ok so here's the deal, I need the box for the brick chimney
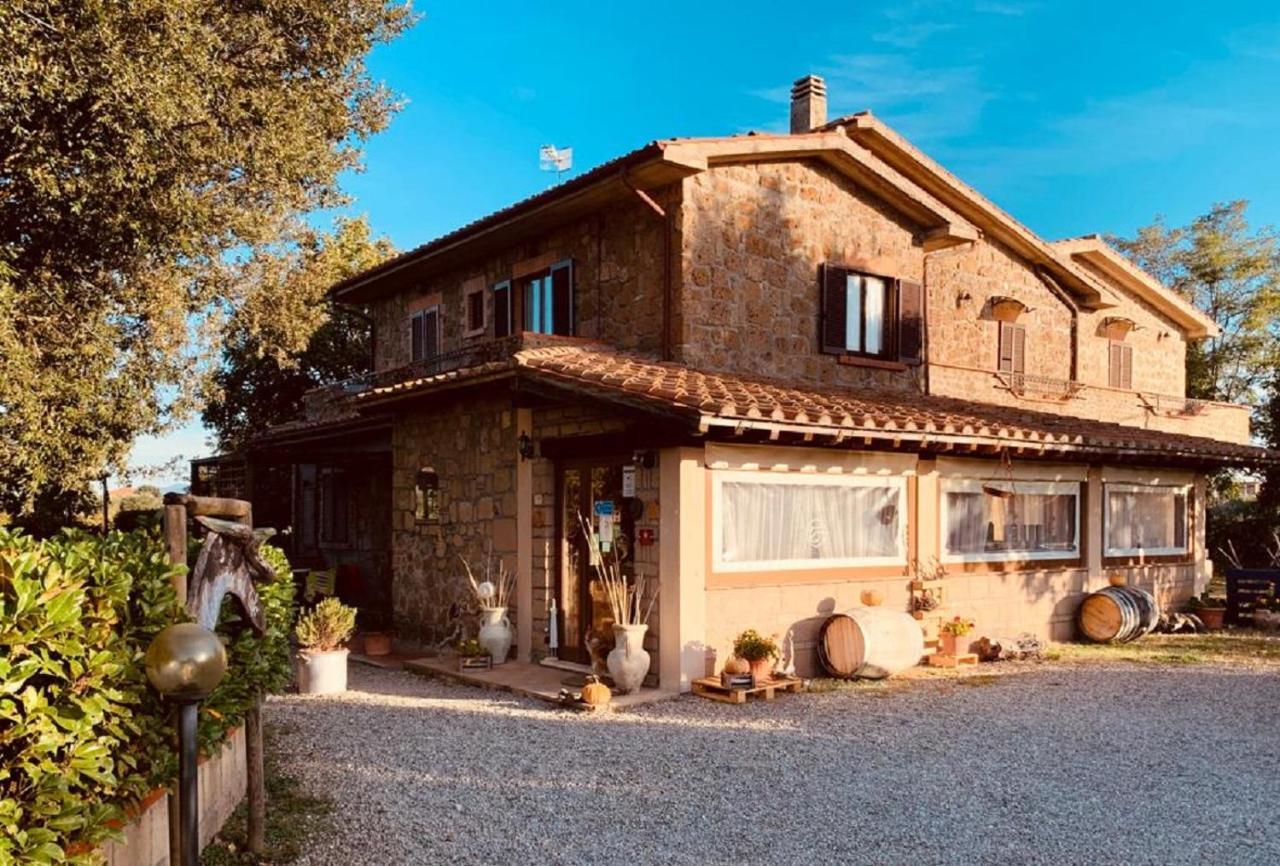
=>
[790,74,827,134]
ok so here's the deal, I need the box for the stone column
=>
[516,407,534,663]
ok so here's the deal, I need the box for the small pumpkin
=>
[1107,573,1127,588]
[861,589,885,607]
[723,656,750,676]
[580,675,612,707]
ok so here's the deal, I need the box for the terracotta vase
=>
[362,632,392,656]
[478,606,513,665]
[941,632,970,655]
[748,657,773,685]
[606,624,650,694]
[1197,607,1225,630]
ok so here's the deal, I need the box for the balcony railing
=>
[996,372,1083,401]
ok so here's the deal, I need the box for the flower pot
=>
[1197,607,1225,630]
[478,606,513,665]
[606,623,651,694]
[748,657,773,685]
[362,632,392,656]
[296,649,349,695]
[941,632,970,655]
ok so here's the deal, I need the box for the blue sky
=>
[128,0,1280,485]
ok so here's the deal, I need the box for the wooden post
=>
[164,503,189,602]
[246,695,266,854]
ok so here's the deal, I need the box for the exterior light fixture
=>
[518,432,535,461]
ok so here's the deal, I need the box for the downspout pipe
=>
[1034,265,1080,382]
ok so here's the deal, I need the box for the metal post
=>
[178,701,200,866]
[100,474,110,533]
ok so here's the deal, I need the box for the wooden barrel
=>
[818,608,924,679]
[1077,586,1160,643]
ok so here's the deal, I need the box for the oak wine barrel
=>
[818,608,924,679]
[1077,586,1159,643]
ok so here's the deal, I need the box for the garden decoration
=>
[295,598,358,694]
[461,549,516,664]
[577,511,658,693]
[457,638,493,671]
[938,616,975,655]
[732,629,780,685]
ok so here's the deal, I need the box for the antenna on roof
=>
[539,144,573,184]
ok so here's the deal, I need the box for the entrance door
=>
[557,459,636,664]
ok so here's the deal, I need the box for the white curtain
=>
[946,490,1077,555]
[720,480,900,565]
[1107,488,1185,551]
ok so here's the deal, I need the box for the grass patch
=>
[202,723,331,865]
[1048,631,1280,667]
[955,674,1002,687]
[806,677,888,694]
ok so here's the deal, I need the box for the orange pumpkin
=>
[1108,574,1127,588]
[861,589,885,607]
[723,656,750,676]
[580,676,612,707]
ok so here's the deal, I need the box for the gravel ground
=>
[268,663,1280,865]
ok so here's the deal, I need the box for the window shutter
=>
[1121,344,1133,389]
[493,282,511,338]
[423,308,440,358]
[551,261,573,336]
[1012,324,1026,374]
[997,322,1014,372]
[411,314,424,362]
[1108,342,1121,387]
[897,279,924,364]
[820,264,847,354]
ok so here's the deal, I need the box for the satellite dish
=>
[539,144,573,182]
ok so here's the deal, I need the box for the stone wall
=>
[391,392,519,648]
[370,186,678,373]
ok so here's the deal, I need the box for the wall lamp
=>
[518,432,535,461]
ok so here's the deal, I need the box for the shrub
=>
[295,598,356,652]
[732,629,779,662]
[0,526,295,864]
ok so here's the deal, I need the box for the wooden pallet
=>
[692,676,805,704]
[927,652,978,669]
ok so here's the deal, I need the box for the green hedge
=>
[0,527,295,865]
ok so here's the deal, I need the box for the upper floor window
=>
[465,286,485,337]
[410,306,440,362]
[1108,341,1133,389]
[997,321,1026,376]
[1104,483,1188,557]
[493,280,513,338]
[820,264,923,363]
[523,260,573,335]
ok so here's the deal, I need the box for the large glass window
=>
[942,479,1080,561]
[522,260,573,335]
[713,471,906,572]
[1104,483,1188,556]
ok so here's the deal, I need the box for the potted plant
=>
[1187,592,1226,630]
[578,512,658,694]
[295,597,357,695]
[461,549,516,665]
[939,616,975,655]
[1252,595,1280,630]
[732,629,780,685]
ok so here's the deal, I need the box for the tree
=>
[1111,201,1280,402]
[0,1,413,520]
[202,217,395,451]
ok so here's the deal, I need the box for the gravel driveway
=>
[268,663,1280,865]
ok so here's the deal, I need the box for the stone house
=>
[200,76,1273,688]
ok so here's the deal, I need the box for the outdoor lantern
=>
[146,623,227,866]
[518,431,535,460]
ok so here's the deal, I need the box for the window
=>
[942,479,1080,562]
[523,260,573,335]
[414,468,440,523]
[319,469,349,545]
[410,306,440,362]
[465,287,485,336]
[1104,483,1188,556]
[712,471,906,572]
[492,280,512,338]
[1108,341,1133,389]
[820,265,923,362]
[997,322,1026,376]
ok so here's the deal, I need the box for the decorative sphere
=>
[476,581,496,601]
[145,623,227,701]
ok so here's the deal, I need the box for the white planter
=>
[478,606,513,665]
[296,649,349,695]
[606,623,650,694]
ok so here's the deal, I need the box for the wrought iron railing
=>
[996,372,1083,400]
[1141,392,1208,417]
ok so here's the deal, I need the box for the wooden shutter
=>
[493,281,511,338]
[820,264,848,354]
[897,279,924,364]
[1108,341,1133,388]
[1119,344,1133,389]
[550,261,573,336]
[423,308,440,358]
[998,322,1026,374]
[410,313,424,362]
[1012,324,1026,374]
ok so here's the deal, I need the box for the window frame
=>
[318,467,350,547]
[410,305,441,362]
[464,286,486,338]
[414,468,441,525]
[997,321,1027,376]
[1103,482,1190,557]
[1108,340,1133,389]
[492,280,513,338]
[939,478,1082,563]
[521,259,573,335]
[710,469,909,573]
[821,264,900,360]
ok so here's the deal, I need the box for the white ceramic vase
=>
[478,606,513,665]
[296,649,349,695]
[606,623,650,694]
